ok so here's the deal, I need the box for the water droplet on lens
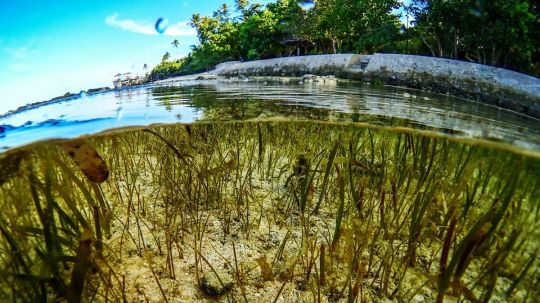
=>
[116,107,124,120]
[155,18,169,34]
[298,0,315,11]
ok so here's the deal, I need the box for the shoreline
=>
[2,54,539,120]
[205,54,540,119]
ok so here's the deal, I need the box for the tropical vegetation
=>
[148,0,540,80]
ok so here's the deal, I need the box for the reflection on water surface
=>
[1,79,538,152]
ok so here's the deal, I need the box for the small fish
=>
[61,140,109,183]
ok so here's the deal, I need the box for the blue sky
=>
[0,0,239,114]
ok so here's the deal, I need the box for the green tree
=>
[149,0,539,78]
[162,52,171,62]
[148,58,188,80]
[314,0,400,53]
[268,0,400,54]
[189,3,241,66]
[235,0,263,19]
[240,9,283,59]
[410,0,539,73]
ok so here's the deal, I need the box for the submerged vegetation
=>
[0,121,539,302]
[149,0,540,80]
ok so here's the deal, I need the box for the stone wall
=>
[211,54,540,119]
[213,54,360,78]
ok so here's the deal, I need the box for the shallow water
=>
[1,79,539,152]
[0,80,539,302]
[1,121,539,302]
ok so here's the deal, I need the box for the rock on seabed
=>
[200,270,234,297]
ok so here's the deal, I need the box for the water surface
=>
[1,79,538,152]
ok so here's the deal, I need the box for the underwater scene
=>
[2,0,540,301]
[0,81,539,302]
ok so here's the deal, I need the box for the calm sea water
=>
[1,79,539,152]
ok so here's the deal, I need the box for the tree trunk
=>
[453,31,458,59]
[421,32,436,56]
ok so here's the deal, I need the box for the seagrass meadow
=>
[0,120,539,302]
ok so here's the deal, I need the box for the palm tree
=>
[190,13,201,28]
[162,52,171,62]
[171,39,180,48]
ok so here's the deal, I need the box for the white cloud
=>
[165,21,196,36]
[105,14,196,37]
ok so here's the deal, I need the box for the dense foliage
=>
[149,0,539,80]
[408,0,540,75]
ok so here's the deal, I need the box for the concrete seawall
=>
[211,54,540,119]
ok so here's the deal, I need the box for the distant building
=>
[113,73,142,88]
